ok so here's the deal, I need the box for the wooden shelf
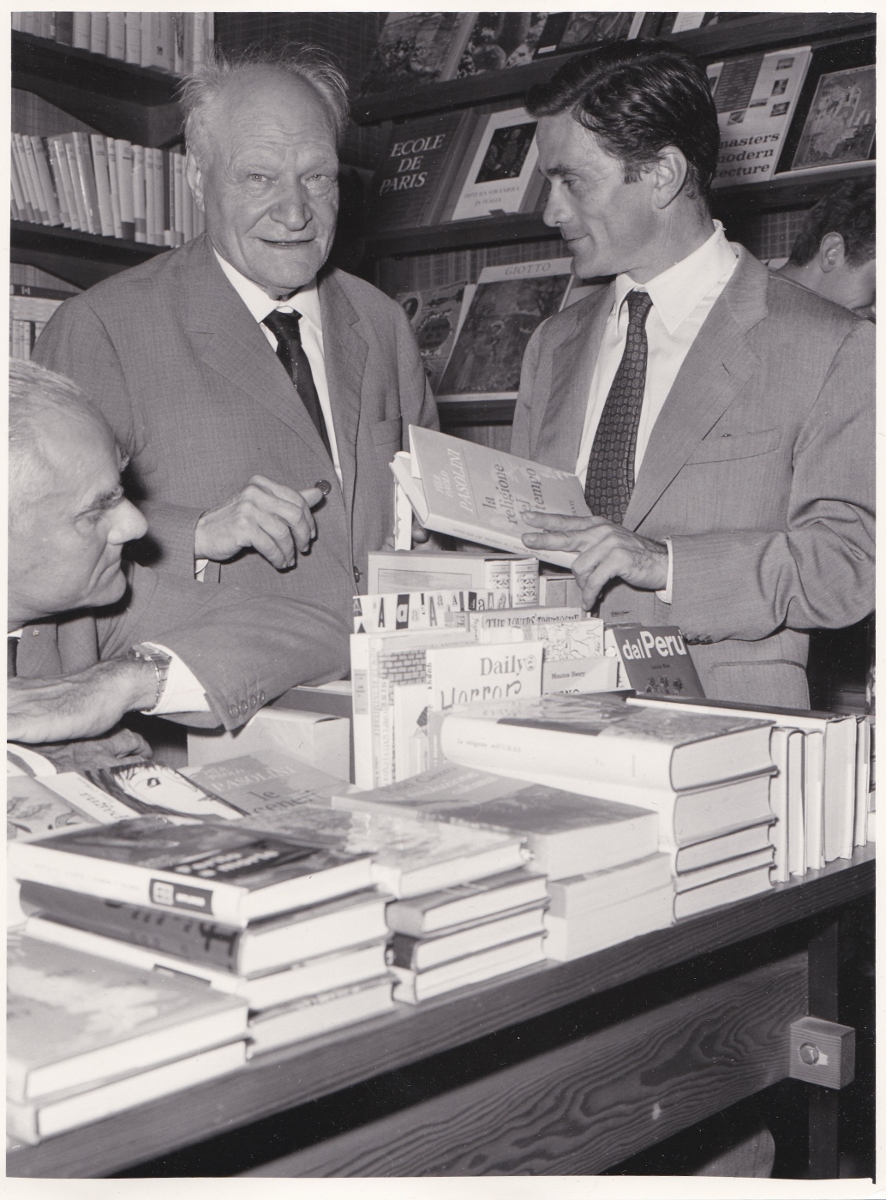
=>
[11,221,169,289]
[12,31,183,147]
[365,162,875,260]
[440,398,516,428]
[7,847,874,1178]
[353,14,875,125]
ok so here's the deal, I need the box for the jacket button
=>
[258,691,266,703]
[249,695,257,708]
[314,479,332,495]
[239,700,249,715]
[229,705,239,718]
[353,566,362,585]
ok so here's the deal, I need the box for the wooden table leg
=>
[806,914,841,1178]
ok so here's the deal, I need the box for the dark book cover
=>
[609,624,706,698]
[360,12,469,95]
[534,12,637,58]
[367,111,475,232]
[455,13,548,77]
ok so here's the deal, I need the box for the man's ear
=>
[185,152,205,213]
[648,146,689,209]
[818,231,846,274]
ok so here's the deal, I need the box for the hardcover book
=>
[360,12,474,95]
[8,816,374,927]
[673,864,773,919]
[439,693,774,795]
[546,853,673,920]
[19,880,388,977]
[544,885,674,960]
[445,107,545,222]
[339,764,659,881]
[368,111,479,232]
[454,13,549,77]
[391,425,589,569]
[436,260,574,399]
[7,931,247,1103]
[398,281,471,393]
[384,866,548,936]
[228,801,529,898]
[388,902,546,971]
[392,933,545,1003]
[247,975,395,1056]
[183,752,343,814]
[706,46,812,188]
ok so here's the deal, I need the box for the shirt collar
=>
[614,221,738,334]
[213,249,323,340]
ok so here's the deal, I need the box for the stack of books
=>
[7,931,247,1144]
[12,13,214,73]
[335,758,672,966]
[11,814,397,1060]
[437,691,783,924]
[11,132,205,247]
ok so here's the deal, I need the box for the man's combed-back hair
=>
[9,360,107,516]
[788,179,876,267]
[526,40,720,202]
[179,42,350,162]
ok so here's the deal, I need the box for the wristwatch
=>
[128,643,172,712]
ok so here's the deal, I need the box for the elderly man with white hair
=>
[8,359,350,770]
[34,44,437,631]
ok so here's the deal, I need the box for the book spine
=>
[804,731,825,871]
[62,135,89,232]
[508,559,539,607]
[172,151,185,245]
[106,11,126,61]
[768,728,790,883]
[90,134,115,237]
[9,148,26,221]
[19,134,49,224]
[157,12,175,72]
[105,138,123,238]
[55,11,74,46]
[182,155,195,243]
[11,139,35,224]
[349,633,376,789]
[89,11,108,58]
[140,12,154,69]
[114,139,135,240]
[124,12,141,65]
[19,883,246,972]
[72,12,90,50]
[132,144,147,242]
[32,136,60,224]
[44,136,71,228]
[75,132,101,234]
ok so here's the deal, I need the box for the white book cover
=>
[450,107,540,221]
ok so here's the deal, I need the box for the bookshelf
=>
[356,12,875,433]
[11,220,166,289]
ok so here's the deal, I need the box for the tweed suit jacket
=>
[14,565,350,731]
[510,246,875,708]
[34,234,438,631]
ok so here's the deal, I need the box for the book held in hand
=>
[392,425,590,568]
[9,816,374,927]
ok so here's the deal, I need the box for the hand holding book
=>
[521,512,669,610]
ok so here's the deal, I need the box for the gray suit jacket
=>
[15,564,350,731]
[34,234,438,630]
[511,247,875,707]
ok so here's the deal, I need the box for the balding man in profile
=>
[35,44,436,630]
[8,360,349,771]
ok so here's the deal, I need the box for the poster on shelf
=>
[447,107,543,222]
[788,64,875,172]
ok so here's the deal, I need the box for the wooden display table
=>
[7,846,873,1178]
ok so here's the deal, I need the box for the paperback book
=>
[544,885,674,961]
[608,624,705,697]
[368,548,539,606]
[454,13,549,77]
[368,112,479,231]
[8,816,374,927]
[247,975,395,1055]
[384,867,548,936]
[445,106,545,222]
[392,933,545,1003]
[387,903,546,972]
[397,281,471,392]
[391,425,590,569]
[360,12,474,94]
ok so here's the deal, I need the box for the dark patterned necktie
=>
[584,289,654,524]
[263,309,331,456]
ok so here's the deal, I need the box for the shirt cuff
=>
[656,537,674,604]
[138,643,212,715]
[195,558,208,582]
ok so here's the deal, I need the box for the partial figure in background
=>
[775,178,875,317]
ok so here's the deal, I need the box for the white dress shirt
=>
[575,221,738,601]
[214,251,342,483]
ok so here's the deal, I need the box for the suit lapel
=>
[624,248,768,530]
[320,270,368,513]
[182,239,330,457]
[535,291,611,470]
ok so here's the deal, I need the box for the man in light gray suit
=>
[35,45,437,634]
[513,42,874,709]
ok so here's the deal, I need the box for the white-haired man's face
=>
[187,69,340,299]
[9,411,147,626]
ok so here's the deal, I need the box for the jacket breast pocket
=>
[685,428,781,465]
[370,416,403,457]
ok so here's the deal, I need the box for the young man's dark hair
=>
[788,179,875,267]
[525,40,720,202]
